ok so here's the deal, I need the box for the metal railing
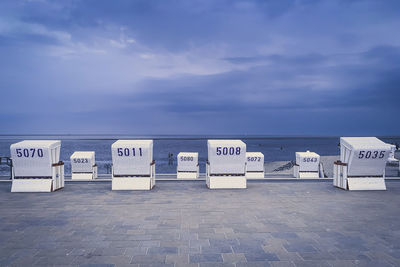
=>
[0,157,12,179]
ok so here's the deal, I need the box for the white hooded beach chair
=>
[10,140,64,192]
[111,140,155,190]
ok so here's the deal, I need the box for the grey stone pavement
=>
[1,180,400,267]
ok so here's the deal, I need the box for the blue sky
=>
[0,0,399,135]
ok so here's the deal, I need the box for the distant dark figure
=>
[396,143,399,150]
[168,153,174,166]
[280,146,283,150]
[105,163,112,174]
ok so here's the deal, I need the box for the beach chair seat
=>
[334,137,391,190]
[246,152,264,179]
[206,140,246,189]
[70,151,97,180]
[111,140,155,190]
[10,140,64,192]
[293,151,322,178]
[177,152,199,179]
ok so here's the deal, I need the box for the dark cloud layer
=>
[0,0,399,135]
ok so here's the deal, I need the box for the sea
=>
[0,135,399,176]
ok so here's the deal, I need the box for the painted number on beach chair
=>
[247,157,261,162]
[73,158,89,163]
[216,147,241,156]
[358,151,385,159]
[303,157,318,162]
[117,148,143,157]
[15,148,44,158]
[180,156,194,161]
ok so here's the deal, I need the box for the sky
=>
[0,0,399,136]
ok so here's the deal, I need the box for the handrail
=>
[334,160,348,166]
[0,156,13,180]
[52,161,65,167]
[319,162,328,178]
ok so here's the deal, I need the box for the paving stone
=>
[179,232,198,240]
[214,228,234,234]
[165,253,189,264]
[283,243,318,253]
[237,262,271,267]
[330,251,372,261]
[198,233,226,239]
[199,263,235,267]
[92,248,126,256]
[35,248,73,257]
[244,251,280,262]
[298,252,335,260]
[269,261,296,267]
[202,245,233,254]
[209,239,239,247]
[79,264,114,267]
[124,247,148,256]
[108,240,141,248]
[175,263,198,267]
[271,232,299,239]
[142,240,161,247]
[6,255,40,266]
[273,251,303,262]
[34,255,78,265]
[68,248,96,256]
[147,247,179,254]
[328,260,363,267]
[189,253,223,263]
[131,254,166,264]
[10,248,39,258]
[2,181,400,267]
[221,253,247,263]
[134,264,173,267]
[333,236,369,251]
[232,244,265,254]
[328,259,394,267]
[293,260,332,267]
[73,255,132,265]
[190,239,210,247]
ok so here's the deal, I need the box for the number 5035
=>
[358,150,385,159]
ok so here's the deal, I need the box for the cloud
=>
[0,0,399,135]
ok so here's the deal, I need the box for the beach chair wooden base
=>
[11,179,53,192]
[246,171,264,179]
[347,178,386,191]
[206,176,246,189]
[334,161,386,190]
[177,171,199,179]
[112,177,155,190]
[11,163,64,193]
[72,173,95,180]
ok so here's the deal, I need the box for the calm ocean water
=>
[1,135,399,175]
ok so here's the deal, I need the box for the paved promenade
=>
[1,180,400,267]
